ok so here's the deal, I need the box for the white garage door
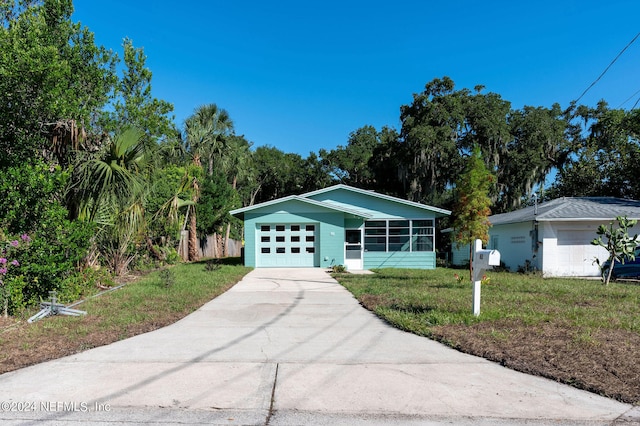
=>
[257,224,318,267]
[556,230,602,276]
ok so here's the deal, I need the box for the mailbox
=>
[472,239,501,282]
[471,239,501,316]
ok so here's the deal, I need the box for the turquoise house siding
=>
[242,199,348,268]
[364,251,436,269]
[230,185,451,270]
[307,189,437,220]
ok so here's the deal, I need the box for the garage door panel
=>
[257,224,318,267]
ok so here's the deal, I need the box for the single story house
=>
[230,184,451,270]
[451,197,640,277]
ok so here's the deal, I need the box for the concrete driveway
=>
[0,268,637,425]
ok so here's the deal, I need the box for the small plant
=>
[454,273,464,283]
[160,268,175,288]
[332,264,347,273]
[204,259,221,272]
[481,275,491,285]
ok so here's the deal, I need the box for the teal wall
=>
[308,189,438,220]
[364,251,436,269]
[241,191,443,270]
[243,200,346,268]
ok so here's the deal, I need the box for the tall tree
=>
[399,77,465,204]
[321,125,380,188]
[452,146,494,279]
[0,0,116,167]
[182,104,234,260]
[550,103,640,199]
[100,38,176,144]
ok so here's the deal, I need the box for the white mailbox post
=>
[472,239,500,316]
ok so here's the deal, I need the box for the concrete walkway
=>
[0,268,637,425]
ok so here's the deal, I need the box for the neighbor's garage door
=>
[257,224,318,267]
[556,230,603,276]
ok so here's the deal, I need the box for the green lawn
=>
[0,259,252,374]
[333,267,640,404]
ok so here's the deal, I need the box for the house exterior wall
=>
[488,222,538,272]
[307,189,437,219]
[243,200,346,268]
[240,189,445,270]
[450,242,470,267]
[309,189,441,269]
[540,221,609,277]
[364,251,436,269]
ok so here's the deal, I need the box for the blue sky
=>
[72,1,640,156]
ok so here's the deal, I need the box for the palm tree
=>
[183,104,234,261]
[68,127,150,274]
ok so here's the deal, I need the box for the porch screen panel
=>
[412,219,434,252]
[365,219,435,252]
[364,220,386,252]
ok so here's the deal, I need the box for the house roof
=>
[301,184,452,217]
[490,197,640,225]
[229,184,451,220]
[229,194,374,220]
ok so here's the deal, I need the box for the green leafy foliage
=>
[451,146,494,278]
[591,216,639,285]
[0,0,116,166]
[197,170,238,237]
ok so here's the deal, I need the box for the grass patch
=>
[334,267,640,404]
[0,259,251,374]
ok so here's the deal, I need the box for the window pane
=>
[291,247,300,254]
[389,227,409,235]
[291,236,300,242]
[261,236,270,242]
[365,236,386,252]
[261,248,270,253]
[276,247,285,254]
[365,228,386,236]
[413,235,433,251]
[261,225,270,232]
[276,225,285,232]
[276,236,285,242]
[306,247,315,253]
[291,225,300,231]
[305,225,315,231]
[412,219,433,227]
[365,220,386,228]
[389,220,409,228]
[306,235,315,242]
[389,236,410,251]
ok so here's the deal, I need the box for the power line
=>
[575,32,640,104]
[618,88,640,108]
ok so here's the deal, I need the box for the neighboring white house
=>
[451,197,640,277]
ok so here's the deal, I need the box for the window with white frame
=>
[364,219,434,252]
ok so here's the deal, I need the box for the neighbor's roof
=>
[490,197,640,225]
[229,194,374,220]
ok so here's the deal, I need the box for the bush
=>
[0,162,95,309]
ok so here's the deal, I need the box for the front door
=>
[345,229,363,270]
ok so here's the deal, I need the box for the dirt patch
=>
[430,319,640,404]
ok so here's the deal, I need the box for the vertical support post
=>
[472,279,481,317]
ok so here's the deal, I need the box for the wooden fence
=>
[177,231,243,261]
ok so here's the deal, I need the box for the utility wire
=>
[575,31,640,104]
[618,88,640,108]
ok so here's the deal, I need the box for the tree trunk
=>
[188,205,199,262]
[223,175,238,257]
[146,236,165,261]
